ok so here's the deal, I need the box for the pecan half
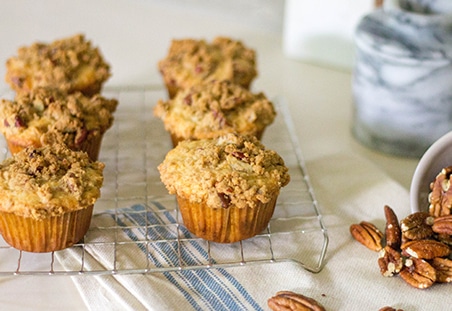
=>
[350,221,383,251]
[267,291,326,311]
[428,166,452,217]
[432,215,452,235]
[430,257,452,283]
[400,212,434,240]
[399,257,436,289]
[384,205,402,249]
[401,239,450,260]
[378,246,403,277]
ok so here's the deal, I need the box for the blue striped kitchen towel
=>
[56,204,265,311]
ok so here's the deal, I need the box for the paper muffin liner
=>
[5,140,31,155]
[176,195,277,243]
[77,132,104,161]
[6,131,104,161]
[0,205,94,253]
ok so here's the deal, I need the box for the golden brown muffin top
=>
[0,143,105,219]
[158,37,257,91]
[158,133,290,209]
[154,80,276,140]
[5,34,111,94]
[0,87,118,149]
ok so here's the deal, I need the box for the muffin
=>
[158,133,290,243]
[158,36,257,98]
[154,80,276,146]
[5,34,111,96]
[0,143,104,252]
[0,87,118,161]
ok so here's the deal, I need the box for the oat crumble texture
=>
[158,36,257,98]
[5,33,111,96]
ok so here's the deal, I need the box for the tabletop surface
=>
[0,1,436,310]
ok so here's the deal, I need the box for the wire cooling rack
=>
[0,86,328,276]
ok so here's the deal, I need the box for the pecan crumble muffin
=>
[154,80,276,146]
[0,87,118,161]
[0,143,105,252]
[158,133,290,243]
[158,36,257,98]
[5,33,111,96]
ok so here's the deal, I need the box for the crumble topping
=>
[158,36,257,91]
[5,33,110,94]
[158,133,290,209]
[0,87,118,149]
[0,143,105,219]
[154,80,276,139]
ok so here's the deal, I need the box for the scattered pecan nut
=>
[432,215,452,235]
[400,239,450,260]
[430,257,452,283]
[435,233,452,246]
[267,291,326,311]
[350,221,383,251]
[352,203,452,290]
[378,246,404,277]
[384,205,402,249]
[428,166,452,217]
[399,257,436,289]
[400,212,434,240]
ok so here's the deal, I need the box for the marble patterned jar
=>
[352,0,452,157]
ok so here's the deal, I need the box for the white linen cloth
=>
[56,204,324,311]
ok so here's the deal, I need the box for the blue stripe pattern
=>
[111,204,263,311]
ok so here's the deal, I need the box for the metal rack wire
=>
[0,86,328,276]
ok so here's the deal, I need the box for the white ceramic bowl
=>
[410,131,452,213]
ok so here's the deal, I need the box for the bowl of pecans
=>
[410,131,452,214]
